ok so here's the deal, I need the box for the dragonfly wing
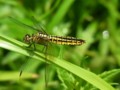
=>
[30,16,48,35]
[8,16,41,32]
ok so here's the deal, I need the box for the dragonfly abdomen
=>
[48,35,85,45]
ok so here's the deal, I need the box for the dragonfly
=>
[9,16,85,88]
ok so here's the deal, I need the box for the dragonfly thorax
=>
[23,33,48,46]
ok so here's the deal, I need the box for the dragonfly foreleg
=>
[26,42,36,50]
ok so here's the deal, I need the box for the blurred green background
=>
[0,0,120,90]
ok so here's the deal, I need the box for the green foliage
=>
[0,0,120,90]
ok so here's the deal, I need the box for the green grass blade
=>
[0,33,115,90]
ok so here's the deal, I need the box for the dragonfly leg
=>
[27,42,36,50]
[28,43,32,48]
[41,46,46,52]
[33,43,36,50]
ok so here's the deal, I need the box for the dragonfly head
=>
[24,34,31,43]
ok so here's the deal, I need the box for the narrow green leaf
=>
[0,33,115,90]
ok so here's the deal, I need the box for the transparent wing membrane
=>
[30,16,47,34]
[9,16,40,32]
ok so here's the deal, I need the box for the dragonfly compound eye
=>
[23,34,31,43]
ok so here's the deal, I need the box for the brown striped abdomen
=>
[48,35,85,45]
